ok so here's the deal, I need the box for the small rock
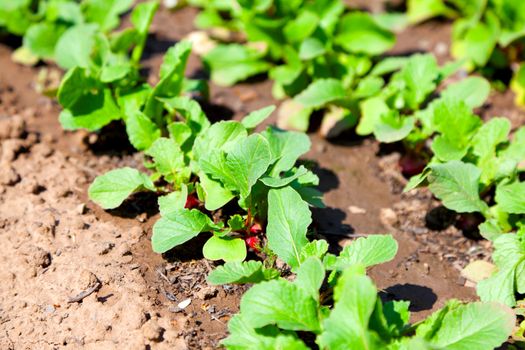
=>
[348,205,366,214]
[76,270,100,291]
[0,166,21,186]
[178,298,191,310]
[380,208,398,228]
[196,286,218,300]
[142,320,164,342]
[75,203,86,215]
[71,217,87,230]
[130,227,145,240]
[116,243,132,256]
[43,305,55,314]
[28,247,51,268]
[461,260,496,283]
[95,242,115,255]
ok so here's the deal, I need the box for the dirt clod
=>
[142,319,165,342]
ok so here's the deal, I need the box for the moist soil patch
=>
[1,4,523,349]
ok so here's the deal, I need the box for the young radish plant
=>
[407,0,525,107]
[403,103,525,306]
[88,103,324,264]
[57,35,208,150]
[1,0,135,68]
[188,0,397,136]
[211,235,515,350]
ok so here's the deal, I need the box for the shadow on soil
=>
[381,283,438,312]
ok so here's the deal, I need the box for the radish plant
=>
[407,0,525,107]
[0,0,135,68]
[88,103,324,264]
[216,237,515,350]
[188,0,397,135]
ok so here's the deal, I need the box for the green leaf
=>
[477,234,525,306]
[54,24,99,69]
[260,166,308,188]
[160,96,210,134]
[57,67,98,109]
[152,209,215,253]
[130,0,159,62]
[441,77,490,109]
[373,111,414,143]
[59,88,121,132]
[204,44,271,86]
[294,257,325,301]
[241,105,275,129]
[126,111,161,151]
[318,266,383,349]
[329,235,398,271]
[207,261,279,285]
[145,138,184,178]
[431,99,482,161]
[194,121,247,162]
[357,96,390,136]
[426,302,515,350]
[495,182,525,214]
[400,54,439,108]
[300,240,329,262]
[294,78,346,109]
[198,171,235,211]
[88,167,155,209]
[299,37,326,60]
[83,0,133,32]
[239,279,321,332]
[370,57,408,76]
[206,134,272,198]
[24,22,66,60]
[222,315,309,350]
[283,10,319,43]
[407,0,454,23]
[262,127,311,176]
[335,12,395,55]
[158,186,188,216]
[267,187,311,269]
[203,236,247,262]
[472,117,510,159]
[427,161,488,214]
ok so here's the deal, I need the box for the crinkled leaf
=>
[427,161,488,213]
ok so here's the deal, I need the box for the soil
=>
[1,3,523,350]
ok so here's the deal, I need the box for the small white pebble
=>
[177,298,191,310]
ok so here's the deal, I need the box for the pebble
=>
[196,286,218,300]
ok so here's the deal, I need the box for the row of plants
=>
[1,0,521,347]
[181,0,525,310]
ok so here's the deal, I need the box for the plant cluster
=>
[407,0,525,106]
[189,0,397,135]
[89,99,324,263]
[0,0,134,67]
[207,225,514,350]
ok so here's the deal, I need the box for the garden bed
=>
[0,3,522,349]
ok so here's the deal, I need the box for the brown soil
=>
[1,4,522,349]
